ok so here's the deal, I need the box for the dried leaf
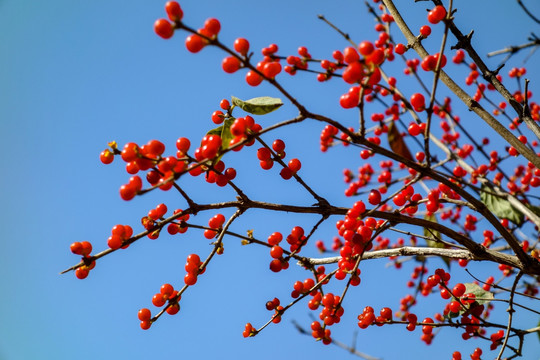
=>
[387,121,413,161]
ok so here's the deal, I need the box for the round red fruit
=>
[154,19,174,39]
[165,1,183,22]
[222,56,241,73]
[368,189,381,205]
[428,5,447,24]
[234,38,250,55]
[185,34,205,53]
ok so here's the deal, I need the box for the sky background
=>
[1,1,539,359]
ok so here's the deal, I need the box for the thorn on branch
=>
[451,30,474,50]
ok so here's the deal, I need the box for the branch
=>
[381,0,540,168]
[516,0,540,24]
[305,246,522,268]
[487,37,540,57]
[291,320,381,360]
[496,271,524,360]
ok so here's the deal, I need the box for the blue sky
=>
[1,1,539,359]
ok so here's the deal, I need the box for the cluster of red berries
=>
[229,116,261,148]
[155,0,223,53]
[338,43,385,108]
[285,226,308,253]
[317,293,345,327]
[70,241,95,279]
[203,213,226,239]
[139,283,182,330]
[256,139,286,170]
[267,232,289,272]
[427,5,447,24]
[166,209,190,235]
[204,160,237,187]
[154,2,183,39]
[141,203,169,239]
[107,224,134,250]
[242,322,256,338]
[267,227,311,271]
[103,138,189,199]
[421,53,447,72]
[184,253,203,285]
[265,297,280,311]
[310,320,332,345]
[357,306,377,329]
[319,125,339,152]
[284,46,312,77]
[291,277,315,299]
[264,297,284,324]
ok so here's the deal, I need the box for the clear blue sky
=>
[1,1,539,359]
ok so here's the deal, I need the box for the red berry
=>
[165,1,183,22]
[185,34,205,53]
[453,283,466,298]
[272,139,285,153]
[234,38,250,55]
[100,149,114,164]
[108,235,123,250]
[80,241,92,256]
[176,137,191,154]
[270,245,284,259]
[184,273,198,285]
[203,18,221,36]
[222,56,241,73]
[368,189,381,205]
[120,184,137,201]
[410,93,426,112]
[75,267,89,279]
[358,41,374,56]
[395,43,407,55]
[154,19,174,39]
[419,25,431,37]
[428,5,447,24]
[220,99,230,110]
[263,62,282,78]
[408,122,421,136]
[138,308,152,321]
[246,70,263,86]
[280,167,293,180]
[288,158,301,173]
[70,242,83,255]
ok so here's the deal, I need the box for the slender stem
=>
[496,271,524,360]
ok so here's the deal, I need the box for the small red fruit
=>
[368,189,381,205]
[185,34,205,53]
[428,5,447,24]
[222,56,241,74]
[165,1,183,22]
[154,19,174,39]
[234,38,250,55]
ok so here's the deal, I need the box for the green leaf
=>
[206,118,234,149]
[464,282,494,306]
[231,96,283,115]
[205,118,235,163]
[480,185,524,226]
